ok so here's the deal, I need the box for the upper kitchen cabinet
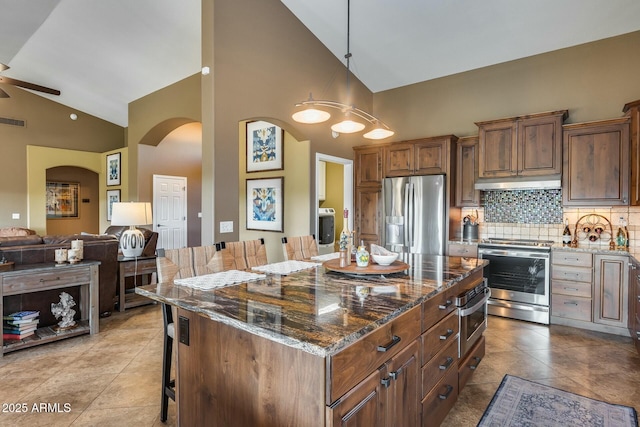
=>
[354,145,383,187]
[385,135,457,177]
[623,99,640,206]
[353,145,384,246]
[455,136,480,207]
[476,110,567,179]
[563,118,630,206]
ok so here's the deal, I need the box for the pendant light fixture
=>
[291,0,394,140]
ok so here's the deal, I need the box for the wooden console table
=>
[0,261,100,356]
[118,255,157,312]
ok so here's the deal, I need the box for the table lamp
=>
[110,202,153,258]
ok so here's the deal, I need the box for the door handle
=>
[157,224,165,227]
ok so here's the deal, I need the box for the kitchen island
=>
[137,254,488,427]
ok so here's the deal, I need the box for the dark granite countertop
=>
[136,254,487,357]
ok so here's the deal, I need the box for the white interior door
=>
[153,174,187,249]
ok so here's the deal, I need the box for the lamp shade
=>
[110,202,152,258]
[331,119,365,134]
[363,127,395,140]
[292,108,331,124]
[111,202,153,226]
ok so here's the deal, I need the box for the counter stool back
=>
[218,238,267,270]
[155,245,224,422]
[282,235,319,261]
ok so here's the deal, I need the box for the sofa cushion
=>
[0,227,37,237]
[0,235,44,246]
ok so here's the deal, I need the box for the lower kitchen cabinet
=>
[329,367,384,427]
[551,250,629,335]
[630,258,640,354]
[594,254,629,329]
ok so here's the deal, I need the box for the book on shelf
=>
[3,310,39,321]
[3,325,38,335]
[4,318,39,328]
[3,330,35,341]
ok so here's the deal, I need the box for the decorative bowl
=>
[371,253,398,266]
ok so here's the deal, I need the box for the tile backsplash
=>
[461,200,640,248]
[483,189,562,224]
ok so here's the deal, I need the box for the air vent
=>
[0,117,26,127]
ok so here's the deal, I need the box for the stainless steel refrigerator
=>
[382,174,446,255]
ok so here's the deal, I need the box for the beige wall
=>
[138,123,203,247]
[0,85,124,229]
[26,146,128,235]
[128,74,202,202]
[239,126,310,263]
[206,0,375,244]
[375,31,640,141]
[46,166,99,235]
[320,162,344,249]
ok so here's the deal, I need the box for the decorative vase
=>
[356,243,370,267]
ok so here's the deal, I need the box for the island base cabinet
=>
[328,340,420,427]
[175,309,325,427]
[421,367,459,427]
[328,368,384,427]
[458,335,485,391]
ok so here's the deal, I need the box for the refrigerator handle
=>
[408,183,414,248]
[404,182,410,248]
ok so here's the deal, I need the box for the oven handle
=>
[478,248,549,259]
[458,287,491,317]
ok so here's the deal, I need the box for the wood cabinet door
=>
[628,260,640,345]
[594,254,628,328]
[624,100,640,206]
[329,368,384,427]
[384,340,420,427]
[355,186,382,247]
[355,146,383,187]
[518,113,563,176]
[563,119,630,206]
[455,136,479,207]
[478,120,517,178]
[414,139,447,175]
[385,144,413,177]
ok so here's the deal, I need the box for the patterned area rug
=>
[478,375,639,427]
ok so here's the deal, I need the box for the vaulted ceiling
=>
[1,0,639,127]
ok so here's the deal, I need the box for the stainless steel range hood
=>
[474,176,562,191]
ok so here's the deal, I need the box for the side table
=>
[0,261,100,356]
[118,255,157,312]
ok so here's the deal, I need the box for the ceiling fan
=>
[0,62,60,98]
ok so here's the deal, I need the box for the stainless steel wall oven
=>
[478,238,552,325]
[455,279,490,358]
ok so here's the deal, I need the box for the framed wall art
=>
[246,177,283,232]
[106,152,121,186]
[246,120,283,172]
[106,189,121,221]
[46,182,79,218]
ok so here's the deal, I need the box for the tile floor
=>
[0,305,638,427]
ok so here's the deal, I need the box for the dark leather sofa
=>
[0,233,119,322]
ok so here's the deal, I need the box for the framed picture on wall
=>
[246,120,283,172]
[106,152,121,186]
[46,182,79,218]
[246,177,284,232]
[106,189,120,221]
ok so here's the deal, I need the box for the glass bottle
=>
[339,209,351,266]
[562,218,572,246]
[616,217,627,249]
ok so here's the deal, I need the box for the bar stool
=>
[161,302,175,422]
[282,235,319,260]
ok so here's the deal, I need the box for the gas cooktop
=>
[479,238,555,248]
